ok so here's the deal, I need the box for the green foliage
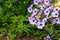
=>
[0,0,60,40]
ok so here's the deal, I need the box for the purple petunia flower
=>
[44,35,51,40]
[38,10,42,17]
[42,17,48,23]
[51,11,59,17]
[34,0,43,5]
[44,8,50,16]
[40,5,45,10]
[44,0,50,6]
[48,6,53,11]
[29,17,37,25]
[31,9,38,17]
[34,0,39,5]
[36,22,45,29]
[53,7,60,12]
[28,6,33,13]
[52,18,60,24]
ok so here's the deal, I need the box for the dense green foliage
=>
[0,0,60,40]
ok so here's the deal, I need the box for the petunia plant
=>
[28,0,60,29]
[28,0,60,40]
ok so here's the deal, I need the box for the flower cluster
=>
[28,0,60,29]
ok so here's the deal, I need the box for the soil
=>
[14,36,40,40]
[0,35,41,40]
[0,35,7,40]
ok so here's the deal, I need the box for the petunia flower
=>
[52,18,60,24]
[34,0,39,5]
[44,35,51,40]
[48,6,53,11]
[28,6,33,13]
[36,22,45,29]
[44,0,50,6]
[50,11,59,17]
[31,9,38,17]
[38,10,42,17]
[34,0,43,5]
[42,17,48,23]
[53,7,60,12]
[40,5,45,10]
[44,8,50,16]
[29,17,37,25]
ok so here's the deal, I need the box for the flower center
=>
[55,13,57,15]
[55,19,58,21]
[33,20,35,22]
[46,11,48,13]
[56,9,58,11]
[40,24,42,26]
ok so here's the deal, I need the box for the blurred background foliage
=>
[0,0,60,40]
